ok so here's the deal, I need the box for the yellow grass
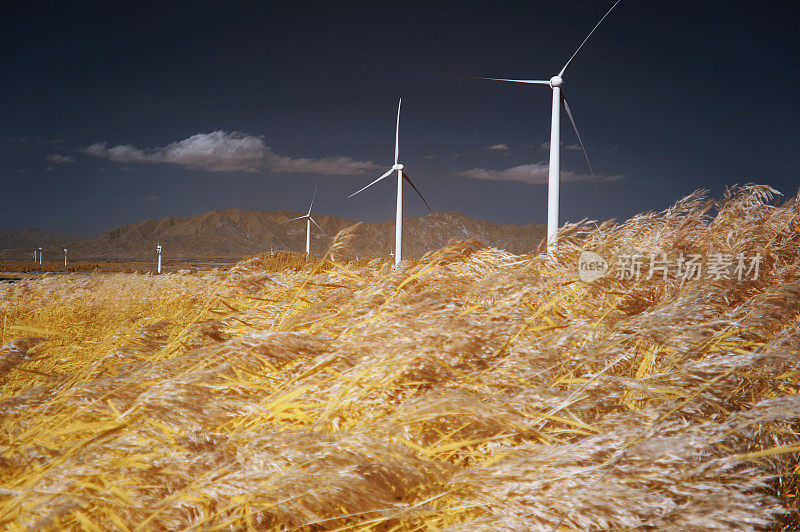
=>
[1,184,799,530]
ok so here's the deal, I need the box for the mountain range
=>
[0,209,546,260]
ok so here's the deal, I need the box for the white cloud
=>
[539,142,582,152]
[46,154,76,164]
[460,162,622,185]
[85,131,379,175]
[488,143,509,151]
[269,152,378,175]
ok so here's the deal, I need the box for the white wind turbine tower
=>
[38,247,42,265]
[63,247,67,267]
[468,0,621,253]
[349,98,431,266]
[156,242,162,274]
[282,186,327,256]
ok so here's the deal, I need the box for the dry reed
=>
[1,184,799,530]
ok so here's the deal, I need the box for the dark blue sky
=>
[2,1,798,235]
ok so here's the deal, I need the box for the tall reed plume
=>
[1,184,799,530]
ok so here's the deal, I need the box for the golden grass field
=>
[1,185,799,530]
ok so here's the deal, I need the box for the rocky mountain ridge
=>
[1,208,546,259]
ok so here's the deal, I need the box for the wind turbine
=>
[349,98,431,266]
[282,186,327,256]
[38,247,42,265]
[156,242,162,274]
[467,0,621,253]
[63,247,67,267]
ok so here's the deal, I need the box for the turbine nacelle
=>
[392,163,404,171]
[549,76,564,88]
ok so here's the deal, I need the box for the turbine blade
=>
[281,214,309,224]
[309,217,328,237]
[348,168,394,198]
[561,94,594,176]
[559,0,622,77]
[395,98,401,165]
[308,184,317,215]
[402,171,432,212]
[460,74,550,85]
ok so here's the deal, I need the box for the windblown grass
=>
[1,184,799,530]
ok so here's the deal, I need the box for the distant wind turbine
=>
[282,186,327,256]
[156,242,162,274]
[349,98,431,266]
[38,247,42,265]
[466,0,621,253]
[63,247,67,267]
